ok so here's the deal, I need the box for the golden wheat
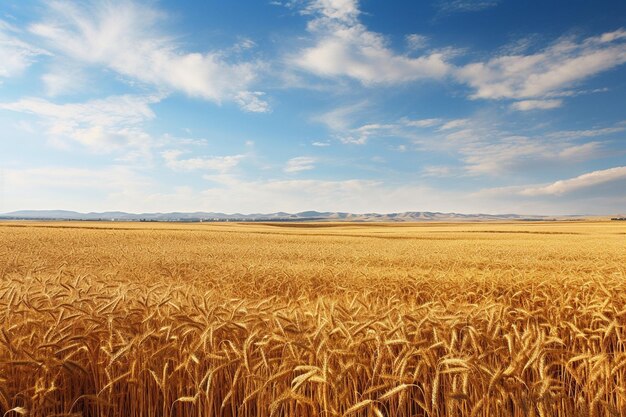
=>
[0,220,625,416]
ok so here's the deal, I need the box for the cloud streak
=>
[29,1,267,111]
[313,103,617,175]
[284,156,316,172]
[0,20,48,79]
[457,29,626,105]
[510,99,563,111]
[519,166,626,196]
[0,95,158,154]
[162,150,245,173]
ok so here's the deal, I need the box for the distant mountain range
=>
[0,210,592,222]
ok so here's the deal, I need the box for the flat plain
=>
[0,220,625,417]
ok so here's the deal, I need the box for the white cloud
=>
[284,156,316,172]
[438,118,469,130]
[399,114,612,175]
[465,140,601,175]
[406,34,429,51]
[496,36,538,56]
[41,66,87,96]
[162,150,245,173]
[313,101,369,131]
[519,166,626,196]
[557,142,602,160]
[314,103,412,145]
[403,118,442,128]
[0,20,47,79]
[234,91,271,113]
[457,29,626,103]
[302,0,361,22]
[0,94,158,154]
[29,1,265,110]
[291,0,450,84]
[439,122,605,175]
[338,123,396,145]
[312,141,330,147]
[161,134,209,147]
[548,123,626,139]
[231,38,256,53]
[314,102,618,176]
[422,166,454,177]
[510,99,563,111]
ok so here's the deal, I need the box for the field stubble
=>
[0,221,625,416]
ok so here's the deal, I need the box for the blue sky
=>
[1,0,625,214]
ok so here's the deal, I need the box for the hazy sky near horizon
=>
[1,0,625,215]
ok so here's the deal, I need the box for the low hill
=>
[0,209,589,222]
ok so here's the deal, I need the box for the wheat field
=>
[0,220,625,417]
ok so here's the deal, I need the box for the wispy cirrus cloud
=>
[41,65,87,97]
[0,20,48,79]
[421,165,455,177]
[510,99,563,111]
[546,122,626,140]
[518,166,626,196]
[457,29,626,108]
[313,101,619,175]
[427,116,616,175]
[284,156,316,172]
[458,136,604,175]
[313,101,369,131]
[339,123,398,145]
[29,0,268,111]
[476,166,626,202]
[313,102,402,145]
[162,150,245,173]
[402,118,443,128]
[438,118,469,131]
[0,94,159,155]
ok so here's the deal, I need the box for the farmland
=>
[0,221,625,416]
